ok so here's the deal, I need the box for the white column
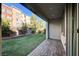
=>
[46,21,49,40]
[76,3,79,56]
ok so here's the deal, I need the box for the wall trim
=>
[48,38,61,41]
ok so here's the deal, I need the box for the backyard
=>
[2,33,46,56]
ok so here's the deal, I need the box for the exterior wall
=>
[2,4,27,32]
[11,7,19,32]
[61,17,66,51]
[2,4,32,36]
[21,13,26,24]
[2,4,12,25]
[49,20,61,40]
[60,5,66,51]
[2,4,31,35]
[26,16,31,25]
[12,7,24,35]
[48,10,66,51]
[12,8,26,30]
[2,4,13,24]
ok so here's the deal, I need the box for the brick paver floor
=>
[28,39,66,56]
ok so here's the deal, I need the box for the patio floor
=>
[28,39,66,56]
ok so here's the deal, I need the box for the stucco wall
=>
[48,17,66,51]
[49,20,61,40]
[60,6,66,51]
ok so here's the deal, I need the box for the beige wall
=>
[49,20,61,40]
[48,13,66,51]
[60,6,66,51]
[61,17,66,51]
[11,8,23,31]
[11,8,18,31]
[26,16,31,25]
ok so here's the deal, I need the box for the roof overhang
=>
[21,3,65,21]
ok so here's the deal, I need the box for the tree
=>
[30,14,37,33]
[30,14,46,34]
[36,19,46,33]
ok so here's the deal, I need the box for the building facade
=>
[2,4,13,26]
[2,4,31,36]
[25,16,31,27]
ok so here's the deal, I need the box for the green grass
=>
[2,33,46,56]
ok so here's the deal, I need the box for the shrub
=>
[43,29,46,34]
[18,23,27,35]
[38,30,41,33]
[9,30,16,37]
[31,28,36,33]
[2,25,10,37]
[2,18,10,37]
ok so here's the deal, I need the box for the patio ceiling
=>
[21,3,65,21]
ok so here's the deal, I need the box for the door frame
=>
[66,3,79,56]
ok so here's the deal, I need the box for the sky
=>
[4,3,32,16]
[4,3,42,20]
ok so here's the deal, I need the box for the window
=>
[2,8,5,13]
[7,16,12,21]
[16,13,19,17]
[17,19,18,21]
[2,14,4,18]
[7,10,12,15]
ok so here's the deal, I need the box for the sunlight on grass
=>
[2,33,46,56]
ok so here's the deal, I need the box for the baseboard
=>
[48,38,61,41]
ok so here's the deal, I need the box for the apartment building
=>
[2,4,13,26]
[2,4,31,36]
[25,16,31,27]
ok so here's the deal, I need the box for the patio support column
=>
[66,3,73,56]
[46,21,49,40]
[77,3,79,56]
[66,3,78,56]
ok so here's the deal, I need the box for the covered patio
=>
[22,3,79,56]
[21,3,66,56]
[28,39,65,56]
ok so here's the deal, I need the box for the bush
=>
[18,23,27,35]
[2,18,10,37]
[22,24,27,30]
[38,30,41,33]
[9,30,16,37]
[2,25,10,37]
[31,28,36,33]
[43,29,46,34]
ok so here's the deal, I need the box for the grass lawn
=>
[2,33,46,56]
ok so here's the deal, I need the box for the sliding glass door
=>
[66,3,79,56]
